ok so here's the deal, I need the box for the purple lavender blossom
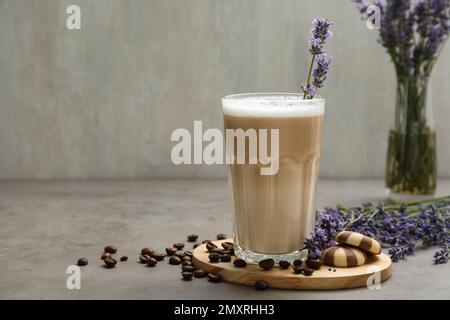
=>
[302,18,333,99]
[304,198,450,265]
[309,18,333,55]
[312,54,332,88]
[352,0,450,77]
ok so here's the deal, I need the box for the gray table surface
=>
[0,179,449,300]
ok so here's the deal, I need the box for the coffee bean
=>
[104,245,117,254]
[293,259,303,267]
[202,240,211,244]
[206,242,218,252]
[194,269,206,278]
[182,260,192,267]
[187,234,199,242]
[182,272,194,281]
[166,247,177,256]
[182,256,191,262]
[173,243,185,250]
[193,243,200,249]
[209,252,221,263]
[151,253,166,261]
[221,242,234,250]
[184,251,193,258]
[139,255,151,263]
[219,249,231,255]
[259,259,275,270]
[303,268,314,276]
[147,257,157,267]
[293,266,304,274]
[220,254,231,263]
[233,258,247,268]
[141,248,155,256]
[182,265,195,272]
[255,280,269,290]
[120,256,128,262]
[169,256,182,265]
[216,233,227,240]
[104,257,117,268]
[77,257,88,266]
[101,252,111,260]
[279,260,291,269]
[306,259,322,270]
[208,272,223,283]
[175,252,185,259]
[211,248,222,254]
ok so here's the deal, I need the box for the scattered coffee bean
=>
[184,251,193,258]
[221,242,234,250]
[173,243,185,250]
[120,256,128,262]
[293,266,304,274]
[208,272,223,283]
[101,252,111,260]
[182,260,192,267]
[77,257,88,266]
[166,247,177,256]
[219,249,231,255]
[151,253,166,261]
[182,272,194,281]
[209,252,221,263]
[259,259,275,270]
[306,259,322,270]
[175,252,185,259]
[104,257,117,268]
[211,248,222,254]
[141,247,155,256]
[279,261,291,269]
[139,255,151,263]
[194,269,206,278]
[147,257,157,267]
[255,280,269,291]
[182,256,191,262]
[104,245,117,254]
[293,259,302,267]
[206,242,218,252]
[187,234,199,242]
[233,258,247,268]
[182,265,195,272]
[202,240,211,244]
[303,268,314,276]
[328,268,332,271]
[220,254,231,263]
[333,269,336,272]
[193,243,200,249]
[169,256,182,265]
[216,233,227,240]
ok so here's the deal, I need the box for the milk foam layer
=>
[222,93,324,118]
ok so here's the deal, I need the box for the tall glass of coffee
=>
[222,93,324,262]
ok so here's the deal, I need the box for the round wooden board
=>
[192,239,392,290]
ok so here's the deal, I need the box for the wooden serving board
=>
[192,239,392,290]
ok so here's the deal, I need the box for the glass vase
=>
[386,75,437,202]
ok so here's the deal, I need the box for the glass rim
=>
[222,92,324,102]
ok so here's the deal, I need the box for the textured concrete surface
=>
[0,179,449,300]
[1,0,450,179]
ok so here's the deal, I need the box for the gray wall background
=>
[0,0,449,179]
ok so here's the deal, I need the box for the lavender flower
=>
[352,0,450,77]
[309,18,333,55]
[304,196,450,265]
[302,18,333,99]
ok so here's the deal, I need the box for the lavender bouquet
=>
[353,1,450,198]
[305,196,449,264]
[302,18,333,99]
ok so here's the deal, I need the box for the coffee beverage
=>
[222,93,324,261]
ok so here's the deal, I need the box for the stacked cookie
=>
[320,231,381,268]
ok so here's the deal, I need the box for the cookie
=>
[335,231,381,255]
[320,246,367,268]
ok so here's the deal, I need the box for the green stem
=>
[303,54,316,99]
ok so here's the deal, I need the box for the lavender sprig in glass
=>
[302,18,333,99]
